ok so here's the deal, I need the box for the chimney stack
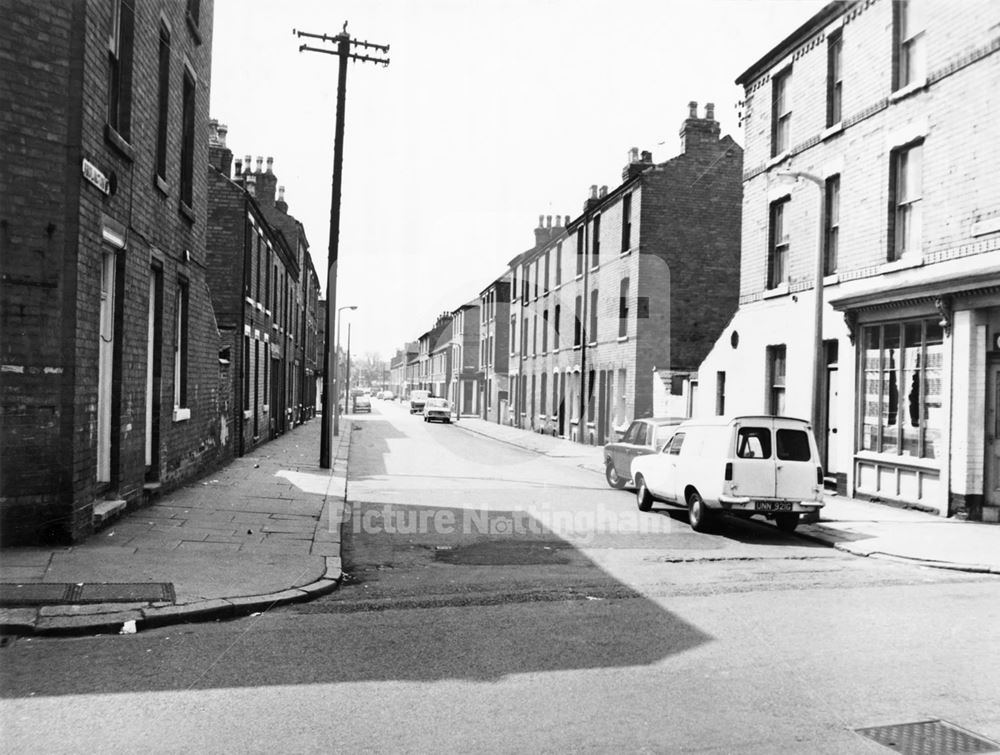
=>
[623,146,654,181]
[679,98,721,154]
[276,185,288,214]
[208,119,233,176]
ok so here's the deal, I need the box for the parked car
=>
[382,390,395,401]
[409,389,431,414]
[630,416,824,533]
[423,398,452,423]
[603,417,685,489]
[352,394,372,413]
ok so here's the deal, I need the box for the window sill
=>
[854,450,940,470]
[823,273,840,286]
[186,11,203,44]
[155,175,170,197]
[265,309,271,317]
[178,200,196,224]
[762,283,790,299]
[590,264,600,272]
[243,409,252,420]
[573,345,582,351]
[575,274,583,281]
[767,150,791,170]
[104,124,135,162]
[172,407,191,423]
[879,256,923,274]
[821,122,844,141]
[619,247,632,257]
[889,79,927,103]
[617,335,629,342]
[588,341,597,347]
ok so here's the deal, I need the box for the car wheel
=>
[774,513,800,533]
[605,461,627,490]
[687,489,713,533]
[635,475,653,512]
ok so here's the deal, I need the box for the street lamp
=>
[774,169,827,441]
[333,305,358,436]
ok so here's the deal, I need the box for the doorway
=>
[823,340,840,485]
[145,266,163,481]
[986,359,1000,508]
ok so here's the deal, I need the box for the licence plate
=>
[754,500,794,512]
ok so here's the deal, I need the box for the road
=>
[2,401,999,753]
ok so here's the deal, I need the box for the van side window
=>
[776,429,811,461]
[737,428,771,459]
[668,432,685,455]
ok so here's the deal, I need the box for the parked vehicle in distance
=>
[409,389,431,414]
[382,391,395,401]
[352,394,372,413]
[603,417,686,489]
[423,398,452,423]
[630,416,824,533]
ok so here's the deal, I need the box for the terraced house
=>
[696,0,1000,519]
[0,0,224,544]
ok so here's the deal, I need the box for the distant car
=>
[630,416,825,533]
[603,417,685,489]
[409,389,431,414]
[423,398,452,423]
[382,391,395,401]
[352,395,372,413]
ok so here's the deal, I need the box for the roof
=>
[735,1,849,86]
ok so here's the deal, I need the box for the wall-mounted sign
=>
[82,158,110,195]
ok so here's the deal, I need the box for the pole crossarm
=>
[298,44,389,66]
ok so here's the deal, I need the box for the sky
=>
[209,0,827,359]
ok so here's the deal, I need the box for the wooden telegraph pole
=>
[296,22,388,468]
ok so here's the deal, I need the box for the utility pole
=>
[297,22,388,469]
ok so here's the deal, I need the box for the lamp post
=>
[775,169,827,441]
[333,305,357,436]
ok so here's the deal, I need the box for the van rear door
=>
[774,419,819,501]
[730,420,777,499]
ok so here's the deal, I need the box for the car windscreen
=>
[776,429,811,461]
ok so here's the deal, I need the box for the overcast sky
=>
[209,0,826,359]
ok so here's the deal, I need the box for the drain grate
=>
[856,720,1000,754]
[0,582,175,606]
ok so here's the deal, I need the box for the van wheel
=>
[774,513,800,533]
[687,490,712,533]
[606,461,627,489]
[635,476,653,512]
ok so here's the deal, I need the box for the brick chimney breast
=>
[679,99,721,154]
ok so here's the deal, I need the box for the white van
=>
[630,416,824,533]
[409,389,431,414]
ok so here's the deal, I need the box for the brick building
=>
[447,301,481,416]
[510,104,743,445]
[206,125,320,456]
[695,0,1000,519]
[478,277,511,423]
[0,0,226,544]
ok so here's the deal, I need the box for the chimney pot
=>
[688,100,698,118]
[538,214,544,227]
[589,185,598,200]
[599,185,608,198]
[641,150,652,162]
[244,155,251,173]
[266,156,274,173]
[705,102,715,121]
[255,156,263,172]
[278,185,285,202]
[629,147,639,163]
[565,215,571,226]
[546,215,552,228]
[217,123,228,147]
[234,159,243,175]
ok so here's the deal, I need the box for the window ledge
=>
[155,175,169,196]
[265,309,271,317]
[590,264,600,272]
[767,150,791,170]
[879,256,923,274]
[762,283,790,299]
[178,200,196,224]
[823,273,840,286]
[243,409,252,420]
[889,79,927,103]
[573,345,582,351]
[620,248,632,257]
[821,122,844,141]
[186,11,203,44]
[173,407,191,423]
[246,297,255,305]
[575,274,583,281]
[617,335,629,342]
[262,404,269,414]
[103,124,135,162]
[588,341,598,347]
[854,450,939,470]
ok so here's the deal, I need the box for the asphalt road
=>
[2,401,999,753]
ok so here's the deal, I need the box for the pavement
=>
[2,406,997,637]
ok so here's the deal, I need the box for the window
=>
[512,269,518,302]
[554,304,561,350]
[589,288,598,343]
[576,230,584,276]
[532,315,537,355]
[716,371,726,415]
[737,428,772,459]
[522,316,529,356]
[107,0,134,140]
[544,251,550,294]
[541,373,548,414]
[186,0,201,25]
[895,0,926,90]
[255,235,262,302]
[542,309,549,352]
[587,369,596,421]
[824,175,840,275]
[618,277,630,337]
[591,215,601,267]
[534,260,539,299]
[173,282,189,410]
[522,265,529,303]
[767,345,786,415]
[180,65,196,209]
[622,422,642,445]
[768,198,789,289]
[555,241,562,286]
[771,68,792,157]
[890,142,923,261]
[621,193,632,251]
[574,295,582,347]
[667,432,685,456]
[243,335,251,411]
[860,319,943,459]
[776,430,812,461]
[155,21,171,180]
[827,31,843,127]
[510,315,517,354]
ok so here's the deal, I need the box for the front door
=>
[825,366,839,476]
[986,361,1000,507]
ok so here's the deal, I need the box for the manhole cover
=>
[856,719,1000,754]
[0,582,175,606]
[435,540,571,566]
